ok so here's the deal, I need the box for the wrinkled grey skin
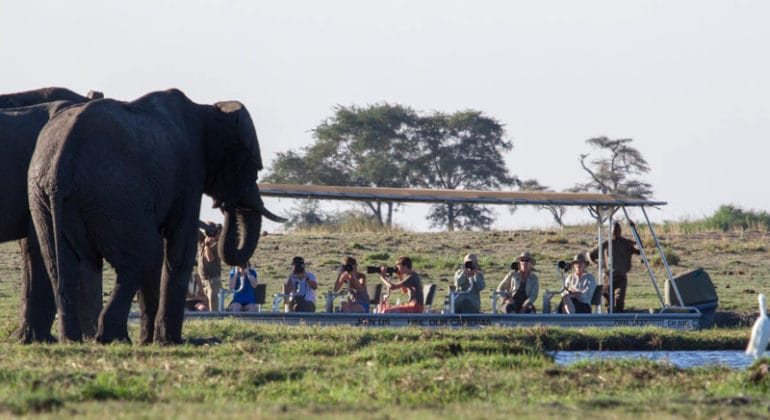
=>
[0,87,103,343]
[28,89,284,344]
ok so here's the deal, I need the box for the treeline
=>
[265,103,653,231]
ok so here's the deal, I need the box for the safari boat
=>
[145,184,717,331]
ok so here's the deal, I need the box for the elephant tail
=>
[46,190,84,341]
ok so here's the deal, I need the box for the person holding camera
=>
[197,221,223,311]
[497,251,539,314]
[227,262,259,312]
[284,256,318,312]
[333,256,370,313]
[558,253,596,314]
[378,256,424,314]
[453,254,486,313]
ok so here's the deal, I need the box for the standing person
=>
[284,256,318,312]
[497,251,539,314]
[197,222,223,311]
[228,263,259,312]
[453,254,485,313]
[333,257,370,313]
[590,222,641,313]
[378,256,424,314]
[558,253,596,314]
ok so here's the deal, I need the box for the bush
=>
[704,205,770,232]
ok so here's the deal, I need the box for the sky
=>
[2,1,768,231]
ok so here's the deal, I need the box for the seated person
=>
[185,273,209,311]
[378,256,424,314]
[333,256,370,313]
[228,263,259,312]
[453,254,485,313]
[557,253,596,314]
[497,251,539,313]
[284,256,318,312]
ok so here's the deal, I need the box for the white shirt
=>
[287,272,317,303]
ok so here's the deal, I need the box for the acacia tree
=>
[264,103,418,226]
[574,136,653,221]
[410,111,517,231]
[519,179,567,230]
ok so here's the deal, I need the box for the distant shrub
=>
[365,252,390,261]
[290,209,404,234]
[649,246,680,266]
[704,205,770,232]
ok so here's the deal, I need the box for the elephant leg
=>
[96,271,141,344]
[154,222,197,345]
[97,243,161,344]
[77,259,103,340]
[154,267,190,345]
[137,263,162,345]
[15,235,56,343]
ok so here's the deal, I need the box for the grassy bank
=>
[0,228,768,417]
[0,323,767,418]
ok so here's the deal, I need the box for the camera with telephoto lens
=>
[200,223,222,238]
[464,261,474,270]
[366,266,398,275]
[510,261,520,271]
[341,264,354,272]
[558,260,571,271]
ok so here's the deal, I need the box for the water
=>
[550,350,761,370]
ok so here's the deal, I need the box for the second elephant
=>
[0,87,103,342]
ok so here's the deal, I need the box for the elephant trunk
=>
[219,206,262,267]
[219,185,286,267]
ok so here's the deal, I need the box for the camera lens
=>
[511,262,519,271]
[464,261,474,269]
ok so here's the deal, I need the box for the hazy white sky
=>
[2,1,768,231]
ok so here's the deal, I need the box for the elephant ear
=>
[214,101,263,171]
[206,101,263,206]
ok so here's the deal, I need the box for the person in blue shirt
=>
[228,262,259,312]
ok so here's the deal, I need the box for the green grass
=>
[1,225,770,418]
[0,324,766,418]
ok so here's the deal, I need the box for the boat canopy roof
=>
[259,183,667,207]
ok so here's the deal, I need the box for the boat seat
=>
[367,283,382,306]
[423,284,436,313]
[591,286,603,314]
[253,284,267,312]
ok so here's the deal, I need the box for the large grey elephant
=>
[0,87,103,343]
[28,89,284,344]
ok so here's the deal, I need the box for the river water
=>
[550,350,763,370]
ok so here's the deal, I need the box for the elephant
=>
[28,88,285,344]
[0,88,104,343]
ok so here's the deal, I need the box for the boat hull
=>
[139,311,702,330]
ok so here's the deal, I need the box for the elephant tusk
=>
[260,207,288,223]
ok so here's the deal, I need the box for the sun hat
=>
[518,251,536,266]
[571,253,590,266]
